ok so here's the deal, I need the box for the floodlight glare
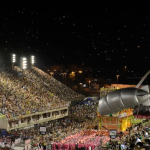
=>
[11,54,16,63]
[30,55,35,64]
[20,57,27,70]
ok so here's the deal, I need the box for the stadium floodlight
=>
[11,54,16,68]
[11,54,16,63]
[20,57,27,70]
[30,55,35,65]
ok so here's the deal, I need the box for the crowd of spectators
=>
[0,98,99,149]
[0,66,83,117]
[31,67,83,100]
[100,87,119,98]
[69,101,98,121]
[2,120,150,149]
[105,122,150,149]
[0,66,102,149]
[5,114,99,149]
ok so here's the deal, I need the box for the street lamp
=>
[116,75,120,87]
[11,54,16,68]
[89,80,91,87]
[30,55,35,66]
[61,72,67,84]
[20,57,27,70]
[50,72,54,76]
[64,73,67,84]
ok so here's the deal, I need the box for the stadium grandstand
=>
[0,66,84,131]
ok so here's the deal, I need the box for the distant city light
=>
[83,84,87,87]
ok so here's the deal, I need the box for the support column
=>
[66,108,69,116]
[58,110,61,116]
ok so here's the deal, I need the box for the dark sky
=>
[0,1,150,73]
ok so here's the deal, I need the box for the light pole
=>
[61,73,65,83]
[61,73,67,84]
[64,73,67,84]
[116,75,119,87]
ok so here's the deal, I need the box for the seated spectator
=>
[0,66,71,116]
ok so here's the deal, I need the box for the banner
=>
[25,139,31,150]
[40,126,46,135]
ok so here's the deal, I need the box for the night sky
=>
[0,1,150,77]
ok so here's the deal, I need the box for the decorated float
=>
[97,108,133,132]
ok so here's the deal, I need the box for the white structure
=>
[0,107,68,131]
[20,57,27,70]
[30,55,35,66]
